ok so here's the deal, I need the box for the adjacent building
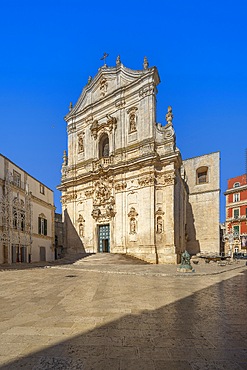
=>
[58,57,220,263]
[224,174,247,253]
[183,152,220,255]
[0,154,55,264]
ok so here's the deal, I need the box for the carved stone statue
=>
[143,56,149,70]
[129,113,136,133]
[130,218,136,234]
[102,141,109,157]
[157,217,163,233]
[78,135,84,152]
[116,55,121,66]
[165,106,173,125]
[77,214,85,237]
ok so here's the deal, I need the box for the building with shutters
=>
[0,154,55,264]
[224,174,247,253]
[57,57,220,263]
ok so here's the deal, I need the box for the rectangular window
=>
[233,209,240,219]
[13,170,21,187]
[38,217,47,235]
[233,193,240,202]
[233,225,239,236]
[40,184,45,195]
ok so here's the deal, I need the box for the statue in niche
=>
[129,113,137,133]
[79,223,84,237]
[102,141,109,157]
[78,135,84,153]
[130,218,136,234]
[77,214,85,237]
[157,217,163,233]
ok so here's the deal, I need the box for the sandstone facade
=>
[58,57,220,263]
[182,152,220,255]
[0,154,55,264]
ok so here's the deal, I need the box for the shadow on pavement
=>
[0,270,247,369]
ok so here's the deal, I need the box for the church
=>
[57,56,220,264]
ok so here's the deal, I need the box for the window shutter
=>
[38,217,41,234]
[44,219,47,236]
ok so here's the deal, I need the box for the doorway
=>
[98,224,110,252]
[40,246,46,261]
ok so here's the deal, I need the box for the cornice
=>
[31,194,55,210]
[224,184,247,195]
[189,188,220,196]
[32,233,53,241]
[226,200,247,208]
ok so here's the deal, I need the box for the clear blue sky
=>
[1,0,246,222]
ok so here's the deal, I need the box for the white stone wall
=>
[183,152,220,255]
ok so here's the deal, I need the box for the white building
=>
[58,57,220,263]
[0,154,55,264]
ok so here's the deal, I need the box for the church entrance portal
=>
[98,224,110,252]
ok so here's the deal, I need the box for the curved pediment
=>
[65,62,160,121]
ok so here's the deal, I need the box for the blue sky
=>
[0,0,246,222]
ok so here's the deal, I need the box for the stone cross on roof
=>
[100,52,109,66]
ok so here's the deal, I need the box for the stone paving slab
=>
[0,257,246,369]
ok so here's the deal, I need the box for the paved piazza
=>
[0,255,247,370]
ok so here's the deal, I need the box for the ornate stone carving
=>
[93,178,114,206]
[61,191,77,204]
[138,175,155,187]
[100,77,108,97]
[91,178,116,221]
[116,55,121,67]
[62,150,68,166]
[156,216,163,234]
[78,132,84,153]
[85,190,94,198]
[90,120,99,139]
[67,122,76,134]
[127,107,138,133]
[143,56,149,70]
[165,106,173,125]
[155,208,164,234]
[106,114,117,132]
[164,172,176,186]
[155,207,165,216]
[115,182,127,191]
[156,172,175,186]
[128,207,138,235]
[91,207,101,220]
[115,98,125,109]
[86,114,94,124]
[139,83,156,97]
[77,214,85,237]
[140,143,154,155]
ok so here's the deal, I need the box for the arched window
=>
[233,182,240,188]
[99,134,109,158]
[196,166,208,184]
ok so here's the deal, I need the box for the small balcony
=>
[92,157,113,171]
[228,215,247,223]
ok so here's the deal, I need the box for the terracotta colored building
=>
[225,174,247,252]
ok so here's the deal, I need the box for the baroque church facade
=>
[58,57,220,264]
